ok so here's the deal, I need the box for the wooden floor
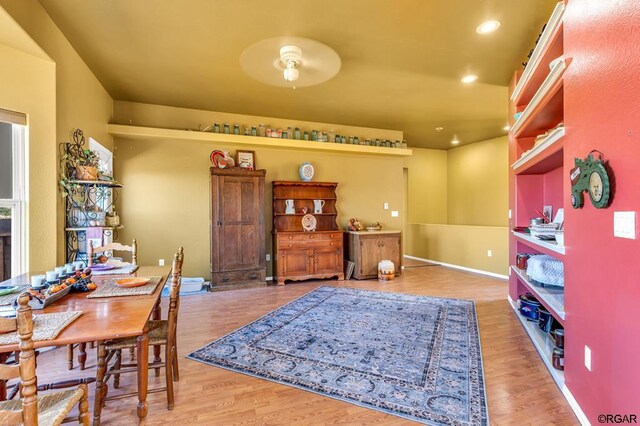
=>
[31,263,578,425]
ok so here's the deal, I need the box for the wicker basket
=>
[75,165,98,180]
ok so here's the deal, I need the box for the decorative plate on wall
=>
[299,162,314,181]
[301,214,317,232]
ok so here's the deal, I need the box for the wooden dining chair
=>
[67,238,138,371]
[93,247,183,421]
[0,293,90,425]
[87,238,138,267]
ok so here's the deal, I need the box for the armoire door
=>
[216,175,264,271]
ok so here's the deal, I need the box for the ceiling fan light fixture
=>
[280,45,302,82]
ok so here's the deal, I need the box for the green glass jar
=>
[223,123,230,134]
[233,124,240,135]
[303,131,309,141]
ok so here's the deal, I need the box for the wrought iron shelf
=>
[65,225,124,232]
[65,179,123,188]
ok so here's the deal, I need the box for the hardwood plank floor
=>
[28,264,578,425]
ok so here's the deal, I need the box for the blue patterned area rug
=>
[187,286,488,425]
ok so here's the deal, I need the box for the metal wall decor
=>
[570,150,611,209]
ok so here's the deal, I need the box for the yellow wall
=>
[113,102,405,278]
[447,136,508,226]
[403,148,448,224]
[405,223,509,274]
[0,41,56,272]
[0,0,115,265]
[403,137,509,276]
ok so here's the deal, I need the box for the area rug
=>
[187,286,488,425]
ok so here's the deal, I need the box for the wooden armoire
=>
[210,168,266,290]
[272,181,344,285]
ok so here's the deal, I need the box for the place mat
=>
[91,264,140,276]
[0,286,28,307]
[87,276,163,298]
[0,311,82,345]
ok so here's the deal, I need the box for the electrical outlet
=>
[487,250,492,257]
[158,259,165,266]
[266,254,271,261]
[391,210,399,217]
[585,346,592,371]
[384,202,389,210]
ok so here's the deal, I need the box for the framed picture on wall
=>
[236,150,255,170]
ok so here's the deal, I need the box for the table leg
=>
[136,331,149,420]
[93,341,106,426]
[78,342,87,370]
[152,302,161,377]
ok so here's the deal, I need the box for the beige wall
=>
[0,37,56,271]
[447,136,508,226]
[113,102,405,279]
[403,137,509,276]
[0,0,114,265]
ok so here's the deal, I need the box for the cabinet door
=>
[378,235,401,269]
[217,176,264,271]
[281,249,311,276]
[359,237,381,277]
[313,247,342,275]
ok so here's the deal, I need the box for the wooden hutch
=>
[272,181,344,285]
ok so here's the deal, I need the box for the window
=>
[0,113,27,280]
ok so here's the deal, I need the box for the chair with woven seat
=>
[67,238,139,371]
[92,247,183,422]
[0,293,90,426]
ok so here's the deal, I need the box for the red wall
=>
[564,0,640,419]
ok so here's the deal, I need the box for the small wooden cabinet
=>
[210,168,266,290]
[345,231,402,279]
[272,181,344,285]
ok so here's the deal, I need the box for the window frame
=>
[0,123,27,277]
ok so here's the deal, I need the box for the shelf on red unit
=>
[511,58,566,139]
[509,297,565,388]
[511,266,565,323]
[511,2,565,106]
[512,231,565,256]
[513,126,565,175]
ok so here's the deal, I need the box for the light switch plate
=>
[614,211,636,239]
[585,346,592,371]
[508,209,512,219]
[391,210,399,217]
[384,203,389,210]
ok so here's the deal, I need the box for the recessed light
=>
[435,127,444,132]
[461,74,478,84]
[503,125,511,131]
[451,137,460,145]
[476,20,501,34]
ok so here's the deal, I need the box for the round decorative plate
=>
[90,264,115,271]
[115,277,150,288]
[301,214,317,232]
[210,150,225,167]
[299,162,314,182]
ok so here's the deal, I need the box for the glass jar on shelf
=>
[294,127,301,139]
[328,130,335,143]
[287,127,294,139]
[312,130,318,141]
[251,126,257,137]
[213,123,220,133]
[303,131,309,141]
[233,124,240,135]
[258,124,266,137]
[223,123,230,134]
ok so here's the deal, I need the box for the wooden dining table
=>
[0,265,170,423]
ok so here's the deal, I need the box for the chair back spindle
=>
[17,293,38,425]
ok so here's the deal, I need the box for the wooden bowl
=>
[115,277,150,288]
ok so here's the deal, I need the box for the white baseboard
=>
[404,255,508,280]
[561,385,591,426]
